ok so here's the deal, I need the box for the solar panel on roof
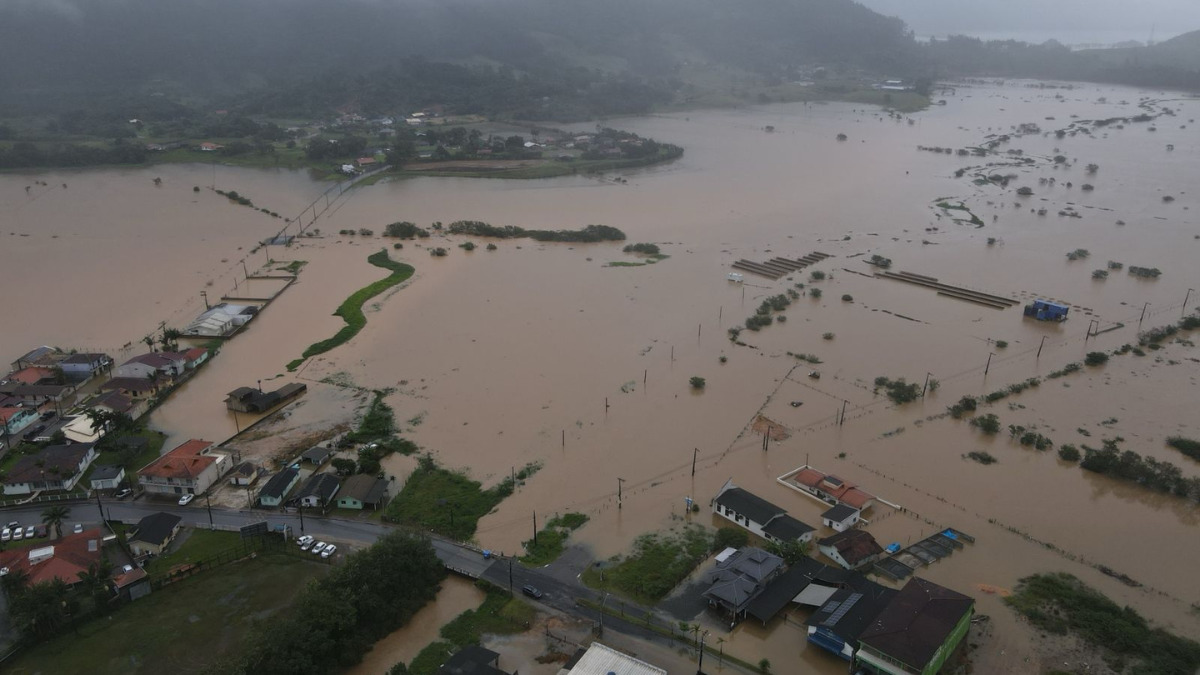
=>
[824,593,862,626]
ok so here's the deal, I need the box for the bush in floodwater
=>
[809,288,823,299]
[1084,352,1109,366]
[430,247,448,257]
[728,327,742,341]
[948,396,977,419]
[1066,248,1090,261]
[1166,437,1200,461]
[1058,444,1081,462]
[719,355,728,364]
[970,413,1001,435]
[1093,269,1109,279]
[965,451,997,465]
[459,241,476,251]
[874,377,921,405]
[623,243,660,255]
[486,243,497,251]
[822,332,835,340]
[689,376,706,390]
[842,294,853,302]
[810,270,826,281]
[384,221,430,239]
[193,186,200,192]
[358,228,374,236]
[995,340,1008,349]
[392,243,403,250]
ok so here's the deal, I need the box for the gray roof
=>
[822,503,859,522]
[258,467,299,500]
[439,645,505,675]
[90,464,124,481]
[339,474,387,504]
[804,585,898,641]
[714,547,784,583]
[714,486,783,525]
[129,512,182,546]
[294,472,340,502]
[763,514,815,541]
[744,562,824,624]
[704,570,762,611]
[300,446,334,463]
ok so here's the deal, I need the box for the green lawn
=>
[382,457,513,542]
[580,524,712,605]
[143,529,244,580]
[93,429,167,475]
[4,554,326,675]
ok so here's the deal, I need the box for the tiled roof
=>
[138,439,217,480]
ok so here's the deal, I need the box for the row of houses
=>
[255,465,389,511]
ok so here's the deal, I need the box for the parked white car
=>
[11,528,23,541]
[311,542,327,555]
[73,523,83,534]
[296,534,314,547]
[178,494,195,506]
[320,545,337,559]
[0,528,10,542]
[300,539,316,551]
[23,526,34,539]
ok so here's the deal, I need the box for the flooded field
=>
[3,78,1199,668]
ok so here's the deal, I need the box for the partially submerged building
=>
[819,529,884,571]
[711,479,815,544]
[703,547,785,622]
[855,578,975,675]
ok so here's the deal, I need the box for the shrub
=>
[623,243,660,255]
[822,332,835,340]
[459,241,476,251]
[689,376,706,390]
[1084,352,1109,366]
[965,451,997,465]
[430,248,448,257]
[809,288,823,299]
[384,221,430,239]
[1166,437,1200,461]
[393,243,403,249]
[970,414,1001,435]
[995,340,1008,349]
[712,527,749,551]
[841,294,853,302]
[948,396,977,418]
[874,377,921,404]
[810,270,826,281]
[486,243,498,251]
[1058,444,1081,462]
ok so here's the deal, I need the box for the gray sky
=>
[856,0,1200,44]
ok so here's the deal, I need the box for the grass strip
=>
[287,249,413,370]
[409,587,532,675]
[382,456,518,541]
[1005,573,1200,674]
[520,513,589,566]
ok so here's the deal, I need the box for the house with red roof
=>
[0,406,39,437]
[0,528,106,587]
[138,439,229,497]
[181,347,209,370]
[787,466,877,511]
[3,366,58,386]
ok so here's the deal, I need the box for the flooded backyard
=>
[2,78,1199,668]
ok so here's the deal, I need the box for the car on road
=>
[6,521,18,531]
[115,488,132,500]
[73,523,83,534]
[178,494,195,506]
[320,545,337,559]
[522,585,544,599]
[311,542,327,555]
[296,535,314,547]
[23,525,34,539]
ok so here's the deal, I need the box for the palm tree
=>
[77,562,112,611]
[41,505,70,539]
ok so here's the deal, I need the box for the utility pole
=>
[922,372,933,397]
[1139,301,1150,327]
[984,352,995,375]
[617,478,625,508]
[697,630,709,675]
[205,492,214,529]
[692,448,698,477]
[298,503,305,533]
[1185,288,1194,315]
[95,492,104,523]
[839,399,848,425]
[532,511,537,543]
[508,557,514,596]
[1037,335,1047,359]
[200,290,210,310]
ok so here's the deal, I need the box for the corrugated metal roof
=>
[567,642,666,675]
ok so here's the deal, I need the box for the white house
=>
[114,353,187,379]
[59,353,111,377]
[89,464,126,490]
[821,504,861,533]
[292,473,340,508]
[711,478,814,544]
[2,444,98,495]
[138,439,229,497]
[61,415,102,444]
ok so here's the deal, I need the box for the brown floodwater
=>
[3,79,1199,668]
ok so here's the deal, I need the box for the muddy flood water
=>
[3,79,1199,672]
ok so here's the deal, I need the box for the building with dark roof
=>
[2,443,97,495]
[821,504,861,532]
[299,444,334,466]
[336,474,389,510]
[128,512,183,556]
[225,383,307,413]
[258,467,300,507]
[819,529,884,570]
[702,547,784,622]
[292,472,340,508]
[89,464,126,490]
[805,585,898,661]
[438,645,511,675]
[856,578,974,675]
[712,479,814,544]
